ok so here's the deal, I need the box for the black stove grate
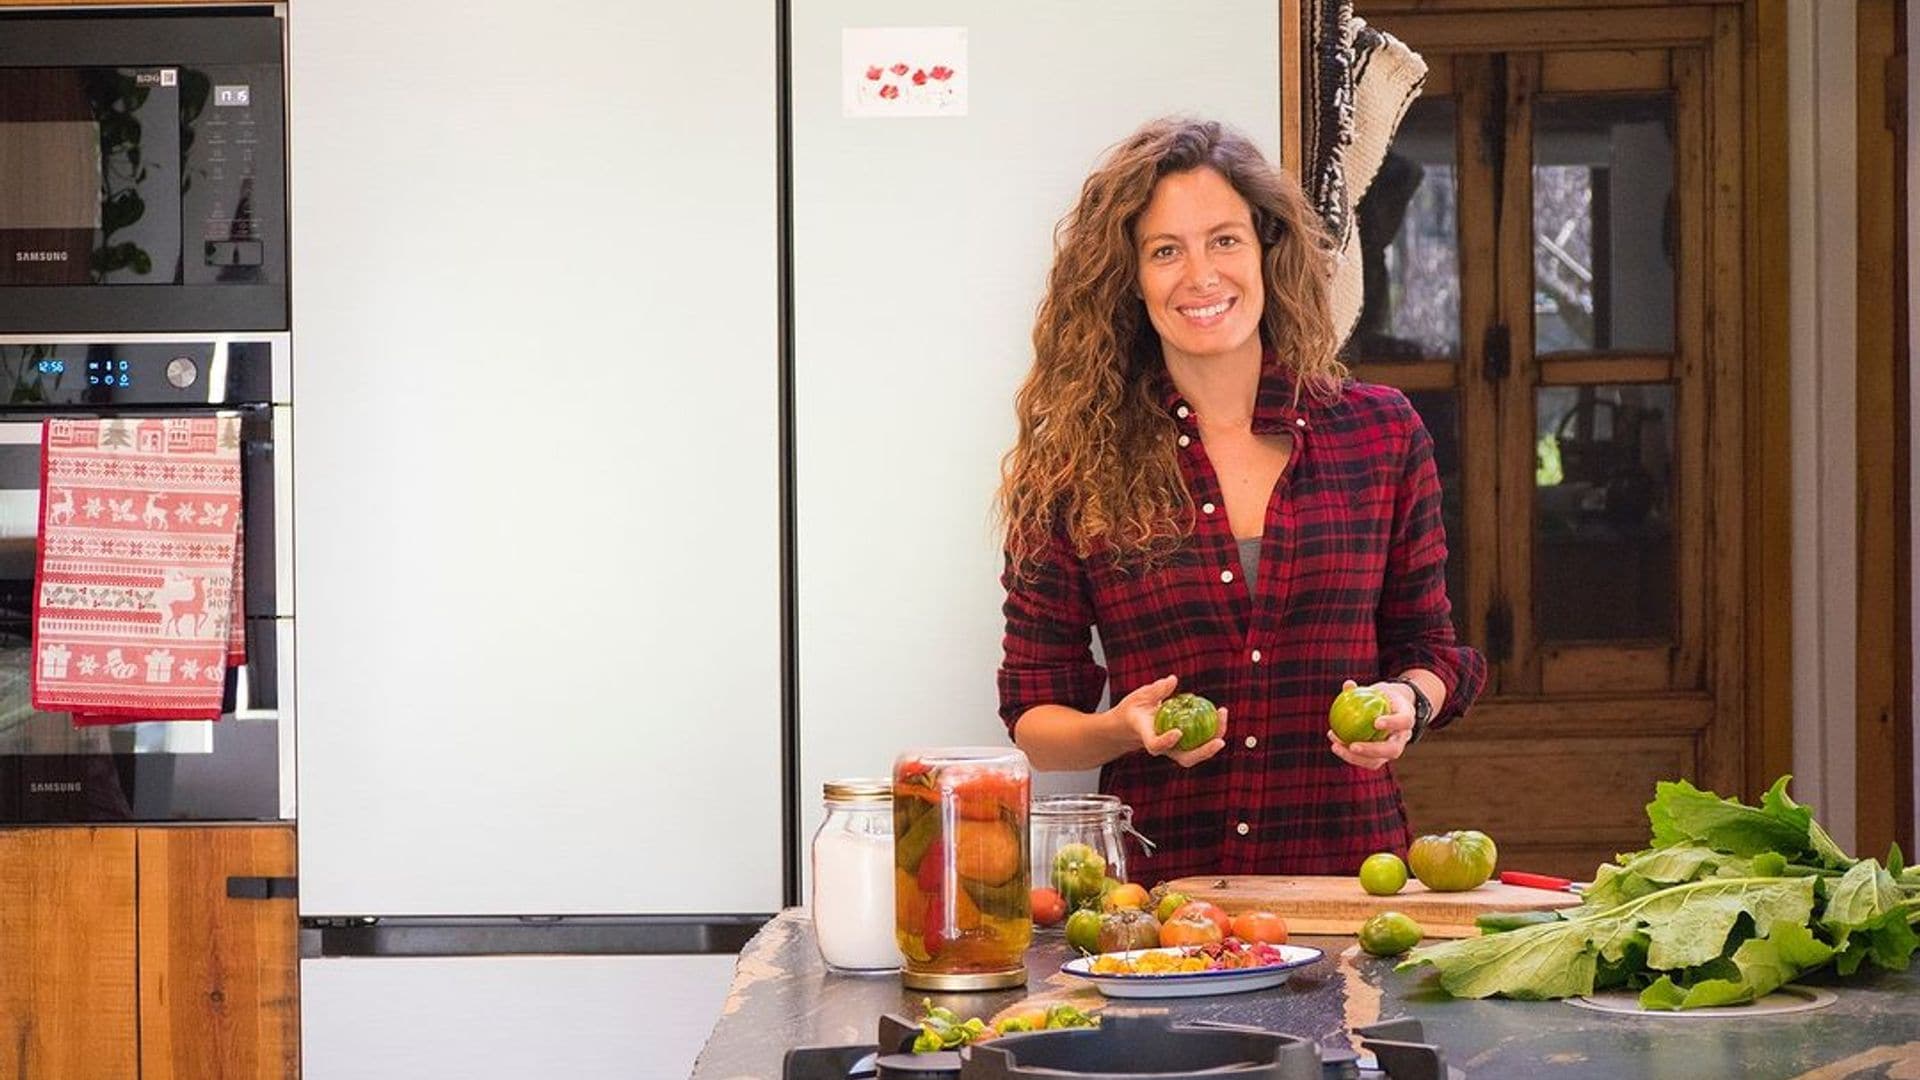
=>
[780,1009,1456,1080]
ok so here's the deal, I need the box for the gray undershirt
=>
[1237,536,1260,594]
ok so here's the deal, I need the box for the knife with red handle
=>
[1500,870,1578,892]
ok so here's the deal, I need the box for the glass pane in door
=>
[1532,94,1674,354]
[1406,390,1467,638]
[1533,383,1674,640]
[1348,98,1460,361]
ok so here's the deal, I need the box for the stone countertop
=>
[694,909,1920,1080]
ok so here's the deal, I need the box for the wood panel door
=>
[1352,5,1749,877]
[138,827,299,1080]
[0,828,139,1080]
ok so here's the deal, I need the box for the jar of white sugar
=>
[811,778,899,973]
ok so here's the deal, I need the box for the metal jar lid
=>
[823,778,893,804]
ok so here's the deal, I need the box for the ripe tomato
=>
[1030,887,1068,927]
[1230,910,1289,945]
[948,768,1028,820]
[1101,882,1150,912]
[1170,900,1231,939]
[1158,911,1224,947]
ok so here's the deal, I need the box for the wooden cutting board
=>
[1162,875,1584,939]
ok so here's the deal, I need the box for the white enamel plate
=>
[1060,945,1325,999]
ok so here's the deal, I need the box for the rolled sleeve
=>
[997,525,1107,735]
[1377,403,1486,728]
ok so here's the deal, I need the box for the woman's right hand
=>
[1108,674,1228,767]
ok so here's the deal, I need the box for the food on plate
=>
[1229,910,1290,945]
[1328,685,1393,744]
[1153,692,1221,751]
[1358,911,1424,957]
[1095,908,1163,953]
[1101,882,1150,912]
[1051,842,1108,909]
[1030,886,1068,927]
[1064,907,1104,953]
[1159,908,1225,947]
[1359,851,1410,896]
[1408,830,1499,892]
[1088,937,1294,975]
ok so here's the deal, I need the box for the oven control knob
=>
[166,356,198,389]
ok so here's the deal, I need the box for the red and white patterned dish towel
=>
[31,416,245,723]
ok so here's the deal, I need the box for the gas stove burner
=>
[781,1009,1460,1080]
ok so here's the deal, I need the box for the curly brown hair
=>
[997,118,1343,572]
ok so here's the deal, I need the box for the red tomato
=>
[1230,910,1290,945]
[1030,887,1068,927]
[948,768,1028,820]
[1159,911,1224,948]
[1171,900,1232,939]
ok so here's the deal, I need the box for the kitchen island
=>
[694,909,1920,1079]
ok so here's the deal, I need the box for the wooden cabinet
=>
[0,826,298,1080]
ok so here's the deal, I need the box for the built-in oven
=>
[0,334,291,822]
[0,9,287,332]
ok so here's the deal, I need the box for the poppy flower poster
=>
[842,27,967,118]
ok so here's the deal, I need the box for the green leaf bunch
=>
[1397,776,1920,1010]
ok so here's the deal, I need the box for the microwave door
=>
[0,69,99,287]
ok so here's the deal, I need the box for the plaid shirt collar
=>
[1149,351,1327,437]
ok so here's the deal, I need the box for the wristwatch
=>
[1386,677,1432,742]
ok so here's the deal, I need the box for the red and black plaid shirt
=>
[998,362,1486,883]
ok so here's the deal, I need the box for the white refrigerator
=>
[289,3,1280,1077]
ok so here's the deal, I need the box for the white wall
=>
[289,2,783,916]
[300,955,734,1080]
[789,0,1281,887]
[1787,0,1859,850]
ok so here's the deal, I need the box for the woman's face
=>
[1133,167,1265,367]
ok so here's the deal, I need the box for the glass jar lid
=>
[823,778,893,804]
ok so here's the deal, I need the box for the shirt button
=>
[1220,570,1234,584]
[1202,502,1216,514]
[1295,418,1307,428]
[1244,736,1258,749]
[1251,649,1262,663]
[1235,822,1250,836]
[1177,435,1191,447]
[1176,405,1190,419]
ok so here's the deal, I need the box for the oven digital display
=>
[35,360,63,375]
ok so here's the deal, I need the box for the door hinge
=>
[1483,323,1511,384]
[1485,598,1513,665]
[227,875,298,901]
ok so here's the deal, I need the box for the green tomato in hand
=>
[1153,693,1220,751]
[1328,685,1393,745]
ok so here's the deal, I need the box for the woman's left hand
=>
[1326,678,1416,770]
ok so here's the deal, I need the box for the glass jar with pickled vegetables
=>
[1030,794,1156,920]
[892,747,1031,990]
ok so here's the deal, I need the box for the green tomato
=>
[1064,907,1103,953]
[1358,911,1424,957]
[1153,693,1220,751]
[1407,830,1499,892]
[1358,852,1409,896]
[1152,889,1192,924]
[1328,685,1393,745]
[1051,843,1107,907]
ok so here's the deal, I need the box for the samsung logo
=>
[29,781,82,794]
[15,251,69,263]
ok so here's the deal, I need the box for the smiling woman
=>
[994,118,1486,882]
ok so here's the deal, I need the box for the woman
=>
[995,118,1485,883]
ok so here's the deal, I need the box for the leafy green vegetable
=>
[1397,775,1920,1010]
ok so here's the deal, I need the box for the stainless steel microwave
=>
[0,10,287,333]
[0,334,292,822]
